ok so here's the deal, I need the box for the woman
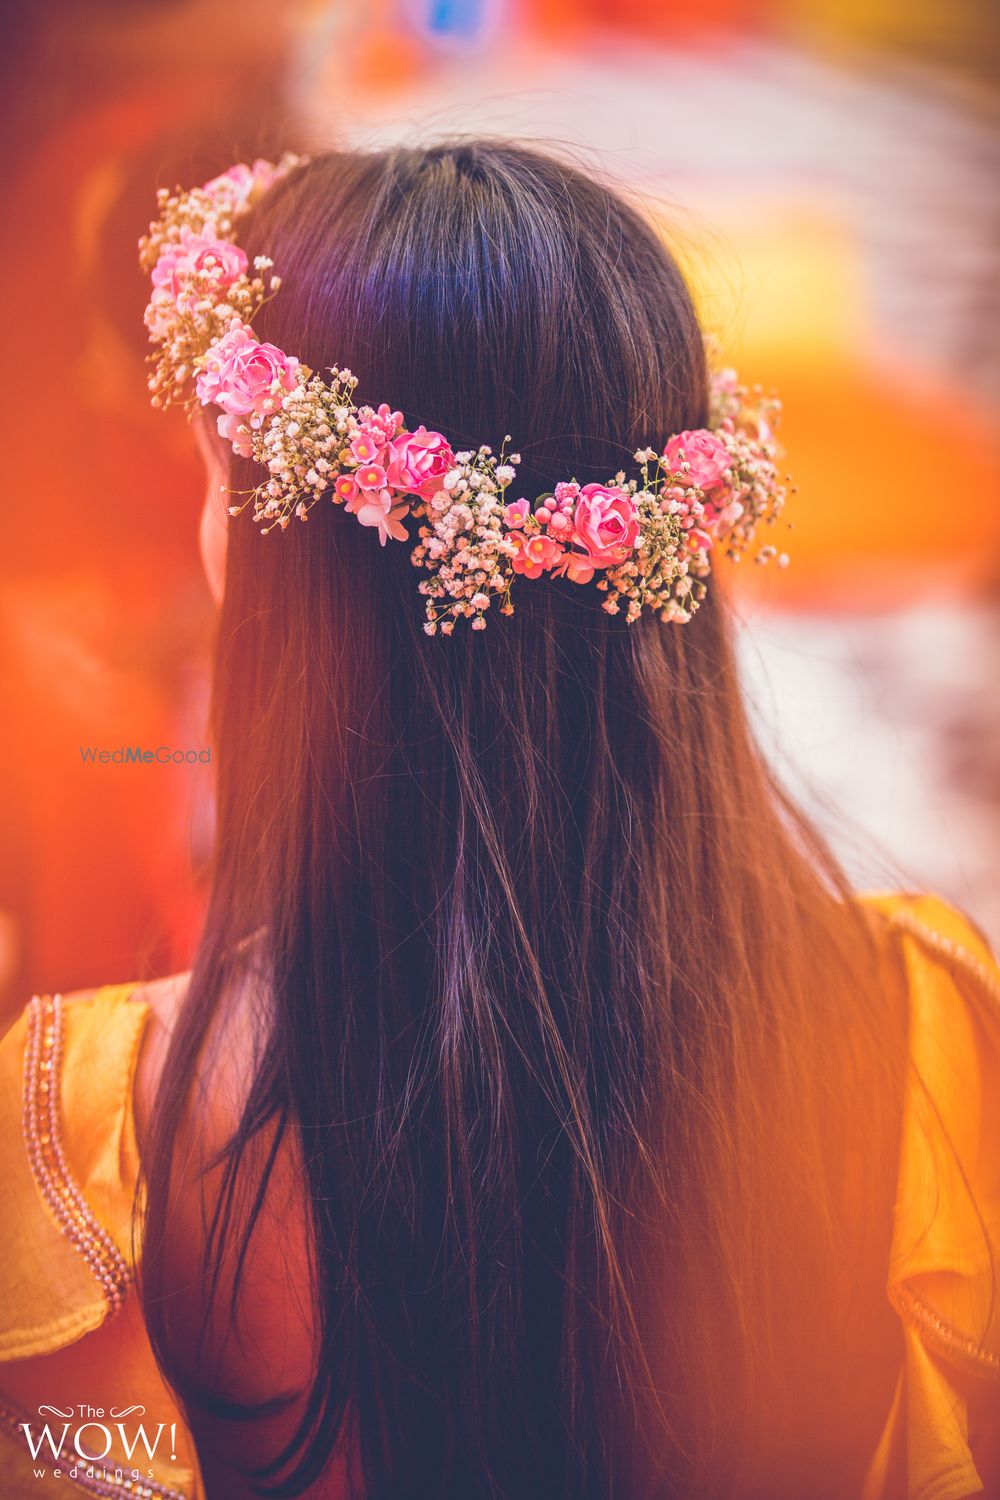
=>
[1,142,997,1500]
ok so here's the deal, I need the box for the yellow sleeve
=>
[0,986,148,1360]
[861,893,1000,1500]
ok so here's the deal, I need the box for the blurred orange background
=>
[1,0,997,1020]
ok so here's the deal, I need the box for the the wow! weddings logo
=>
[16,1404,180,1487]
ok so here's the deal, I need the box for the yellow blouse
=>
[0,891,997,1499]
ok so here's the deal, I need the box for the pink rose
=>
[146,233,249,336]
[196,324,300,418]
[571,484,640,567]
[510,531,565,579]
[662,429,731,493]
[384,427,455,501]
[203,158,279,211]
[152,231,247,300]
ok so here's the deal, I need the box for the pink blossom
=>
[688,528,713,553]
[663,429,731,493]
[702,496,744,537]
[350,431,385,465]
[203,158,280,211]
[146,233,248,336]
[217,412,254,458]
[359,403,404,445]
[553,481,580,505]
[356,463,388,491]
[152,231,247,300]
[384,427,455,501]
[554,552,597,585]
[333,474,359,504]
[354,490,410,545]
[510,532,565,579]
[571,484,640,567]
[503,499,531,529]
[196,324,300,417]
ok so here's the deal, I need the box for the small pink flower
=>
[333,474,359,504]
[356,462,388,490]
[350,431,384,465]
[503,498,530,529]
[571,484,640,567]
[196,324,300,418]
[688,527,713,553]
[702,496,744,536]
[152,230,247,300]
[146,232,248,336]
[554,552,597,585]
[384,427,455,501]
[510,531,565,579]
[361,404,404,444]
[354,490,410,545]
[203,158,279,211]
[554,481,580,505]
[663,429,731,493]
[547,511,572,537]
[217,412,254,458]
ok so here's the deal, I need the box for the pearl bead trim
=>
[889,1283,1000,1381]
[888,907,1000,1021]
[22,993,132,1316]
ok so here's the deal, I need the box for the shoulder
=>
[124,971,191,1143]
[56,968,192,1023]
[134,969,319,1418]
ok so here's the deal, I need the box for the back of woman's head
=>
[141,140,889,1500]
[219,140,714,760]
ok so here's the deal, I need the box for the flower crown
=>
[140,157,789,633]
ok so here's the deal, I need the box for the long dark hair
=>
[139,141,902,1499]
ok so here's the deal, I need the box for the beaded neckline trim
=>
[889,1283,1000,1381]
[22,993,133,1315]
[887,907,1000,1019]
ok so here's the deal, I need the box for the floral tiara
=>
[140,156,789,633]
